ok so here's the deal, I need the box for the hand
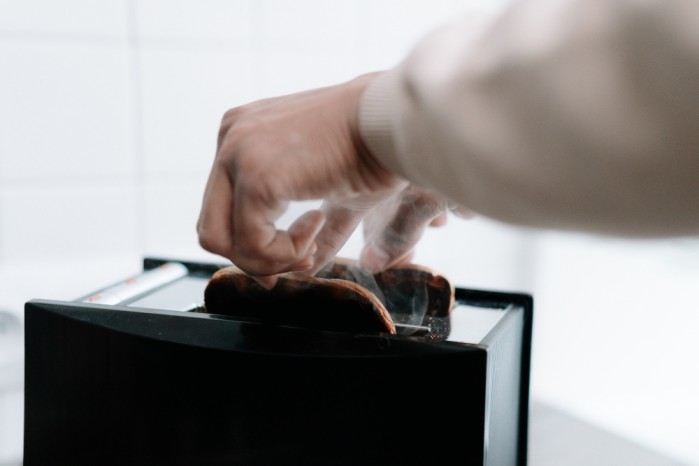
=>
[359,186,474,272]
[196,73,408,287]
[299,186,460,278]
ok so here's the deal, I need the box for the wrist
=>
[343,72,405,192]
[357,68,406,186]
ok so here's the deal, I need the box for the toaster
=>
[23,256,533,466]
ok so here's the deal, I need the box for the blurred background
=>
[0,1,698,464]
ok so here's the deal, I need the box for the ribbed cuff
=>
[358,68,406,179]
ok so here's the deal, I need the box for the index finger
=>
[233,178,326,276]
[197,161,236,259]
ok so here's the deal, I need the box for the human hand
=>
[196,73,408,287]
[297,186,456,278]
[359,186,474,272]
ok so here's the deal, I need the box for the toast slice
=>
[201,258,455,335]
[318,257,455,326]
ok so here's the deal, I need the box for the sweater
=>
[359,0,699,237]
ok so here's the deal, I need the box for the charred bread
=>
[201,258,455,335]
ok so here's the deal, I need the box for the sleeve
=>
[359,0,699,237]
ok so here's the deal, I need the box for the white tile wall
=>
[138,45,256,177]
[256,41,362,97]
[142,176,219,261]
[0,183,140,264]
[0,40,135,183]
[257,0,360,43]
[134,0,254,42]
[0,0,127,37]
[3,1,697,465]
[356,0,508,71]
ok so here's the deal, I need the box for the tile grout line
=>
[0,180,3,266]
[125,0,147,257]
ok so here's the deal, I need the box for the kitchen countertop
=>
[528,401,689,466]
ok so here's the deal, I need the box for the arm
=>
[198,0,699,284]
[361,0,699,237]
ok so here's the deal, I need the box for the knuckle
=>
[216,125,230,152]
[221,105,247,124]
[217,106,253,153]
[197,233,215,254]
[197,227,225,256]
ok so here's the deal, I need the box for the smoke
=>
[317,260,430,336]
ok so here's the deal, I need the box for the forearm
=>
[360,0,699,236]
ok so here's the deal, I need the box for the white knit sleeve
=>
[359,0,699,237]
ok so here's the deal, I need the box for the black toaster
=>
[23,257,533,466]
